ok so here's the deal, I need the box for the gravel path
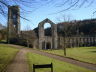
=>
[5,48,29,72]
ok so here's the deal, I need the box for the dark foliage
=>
[57,19,96,37]
[0,28,7,41]
[44,27,52,36]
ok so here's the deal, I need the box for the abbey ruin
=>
[7,6,96,49]
[7,6,20,43]
[38,18,58,49]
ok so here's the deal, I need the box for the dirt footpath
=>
[5,45,96,72]
[5,49,29,72]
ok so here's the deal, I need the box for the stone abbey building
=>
[7,6,96,49]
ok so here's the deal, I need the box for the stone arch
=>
[38,18,54,37]
[38,18,58,49]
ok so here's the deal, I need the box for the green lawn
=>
[27,52,95,72]
[0,44,19,72]
[43,47,96,64]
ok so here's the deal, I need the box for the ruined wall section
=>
[38,22,45,49]
[38,18,58,49]
[53,24,58,49]
[59,36,96,48]
[7,6,20,43]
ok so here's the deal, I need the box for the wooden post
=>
[51,63,53,72]
[33,64,35,72]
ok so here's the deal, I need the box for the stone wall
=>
[7,6,20,43]
[38,18,58,49]
[59,36,96,48]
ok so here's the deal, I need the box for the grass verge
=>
[43,47,96,64]
[0,44,19,72]
[27,52,95,72]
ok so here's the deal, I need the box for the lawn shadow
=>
[85,47,96,49]
[89,51,96,53]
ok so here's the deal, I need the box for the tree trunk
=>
[63,37,66,56]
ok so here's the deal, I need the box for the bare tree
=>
[0,0,95,20]
[21,24,36,48]
[57,14,73,56]
[0,0,53,19]
[51,0,96,14]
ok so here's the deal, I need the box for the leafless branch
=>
[50,0,80,15]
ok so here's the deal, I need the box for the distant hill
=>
[0,24,6,30]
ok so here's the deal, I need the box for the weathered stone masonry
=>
[59,36,96,48]
[38,18,58,49]
[7,6,96,49]
[7,6,20,43]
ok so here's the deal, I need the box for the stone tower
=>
[38,18,58,49]
[7,6,20,43]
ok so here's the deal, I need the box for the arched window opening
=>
[44,23,52,36]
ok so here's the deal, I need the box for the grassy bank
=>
[27,52,95,72]
[0,44,19,72]
[43,47,96,64]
